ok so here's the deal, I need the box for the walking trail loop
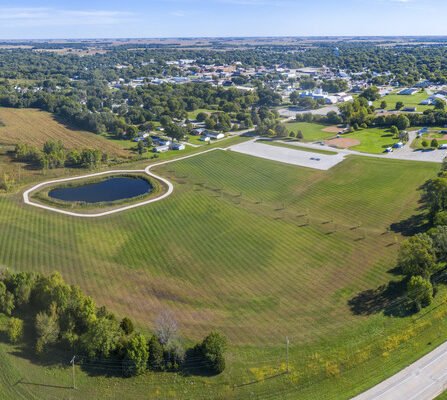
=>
[23,147,224,218]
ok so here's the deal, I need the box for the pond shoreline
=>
[32,173,161,211]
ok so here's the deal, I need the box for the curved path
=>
[23,147,223,218]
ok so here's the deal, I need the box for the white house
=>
[206,132,225,140]
[398,88,419,96]
[153,145,170,153]
[171,143,185,151]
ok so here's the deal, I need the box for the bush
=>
[431,139,439,148]
[148,335,164,370]
[6,317,23,344]
[120,317,134,335]
[122,333,148,376]
[199,331,227,375]
[407,276,433,311]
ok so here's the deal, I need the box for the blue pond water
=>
[49,177,152,203]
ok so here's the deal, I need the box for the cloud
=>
[0,7,136,27]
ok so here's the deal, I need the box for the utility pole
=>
[70,355,77,389]
[286,337,290,374]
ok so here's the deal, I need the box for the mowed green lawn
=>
[344,127,399,153]
[285,121,337,141]
[0,151,444,399]
[373,90,433,112]
[187,108,216,120]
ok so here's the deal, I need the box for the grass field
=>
[0,147,445,399]
[187,108,216,120]
[373,90,433,112]
[0,108,131,158]
[285,122,337,142]
[344,127,399,153]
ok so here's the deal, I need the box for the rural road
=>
[352,340,447,400]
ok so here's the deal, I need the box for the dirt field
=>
[0,108,131,158]
[325,137,361,148]
[322,125,343,133]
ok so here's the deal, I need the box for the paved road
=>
[352,340,447,400]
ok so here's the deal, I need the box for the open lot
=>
[0,108,131,158]
[342,127,399,153]
[0,149,446,399]
[285,121,337,141]
[373,90,433,112]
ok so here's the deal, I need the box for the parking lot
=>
[229,140,346,170]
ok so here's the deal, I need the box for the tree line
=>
[14,140,108,170]
[0,270,227,377]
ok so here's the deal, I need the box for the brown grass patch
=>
[322,125,342,133]
[325,137,360,149]
[0,108,131,158]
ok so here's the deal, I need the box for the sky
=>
[0,0,446,39]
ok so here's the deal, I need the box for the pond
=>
[48,176,152,203]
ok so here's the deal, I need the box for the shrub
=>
[122,333,148,376]
[407,276,433,311]
[120,317,134,335]
[199,331,227,375]
[6,317,23,344]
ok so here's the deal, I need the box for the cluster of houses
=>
[298,88,354,104]
[420,91,447,105]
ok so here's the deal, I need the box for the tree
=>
[395,101,404,110]
[155,310,178,345]
[380,101,387,110]
[430,225,447,261]
[434,99,446,111]
[81,317,121,359]
[165,124,186,142]
[148,335,164,370]
[199,331,227,375]
[6,317,24,344]
[164,341,185,371]
[407,276,433,311]
[0,282,15,316]
[296,130,304,140]
[422,177,447,218]
[422,140,429,148]
[360,86,380,101]
[35,305,60,354]
[120,317,134,335]
[137,140,146,155]
[431,139,439,148]
[398,234,437,279]
[396,115,410,131]
[196,112,208,122]
[122,333,149,376]
[390,125,399,136]
[6,271,35,308]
